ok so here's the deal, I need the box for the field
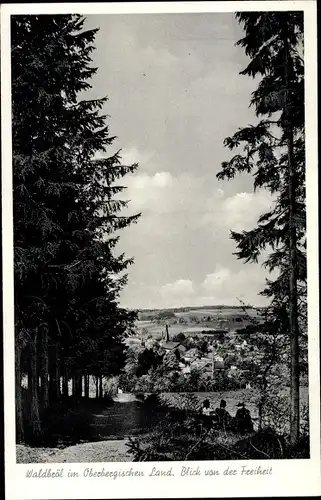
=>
[135,321,219,338]
[174,307,260,319]
[136,306,261,339]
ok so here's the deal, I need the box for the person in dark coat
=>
[234,402,253,433]
[215,399,232,429]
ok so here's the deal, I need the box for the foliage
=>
[155,310,176,322]
[12,14,139,441]
[217,11,305,309]
[136,349,163,377]
[102,376,119,398]
[216,11,306,444]
[162,350,180,371]
[172,332,186,343]
[126,412,308,461]
[158,393,203,413]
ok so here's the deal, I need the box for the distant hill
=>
[137,305,265,323]
[138,305,263,314]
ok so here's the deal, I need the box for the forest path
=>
[16,440,131,464]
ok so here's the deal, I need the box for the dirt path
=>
[16,440,131,464]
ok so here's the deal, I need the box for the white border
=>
[1,2,320,499]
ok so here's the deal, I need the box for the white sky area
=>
[84,13,275,310]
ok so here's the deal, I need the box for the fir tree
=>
[217,12,305,444]
[12,15,139,442]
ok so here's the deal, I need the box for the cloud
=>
[202,189,274,233]
[222,191,274,231]
[119,279,196,310]
[122,171,173,213]
[116,173,276,309]
[124,170,274,243]
[123,171,207,216]
[83,14,277,311]
[161,279,195,298]
[201,263,271,306]
[119,263,272,309]
[131,171,173,190]
[202,264,231,291]
[120,146,156,169]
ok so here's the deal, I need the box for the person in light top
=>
[200,399,219,432]
[202,399,214,417]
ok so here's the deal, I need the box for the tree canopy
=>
[12,14,139,443]
[217,12,305,444]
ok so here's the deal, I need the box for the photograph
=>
[2,0,318,478]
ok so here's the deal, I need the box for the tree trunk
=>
[72,373,82,399]
[288,124,300,445]
[99,375,103,399]
[15,337,24,443]
[77,374,82,398]
[284,22,300,445]
[49,344,60,401]
[258,401,263,431]
[30,330,42,440]
[72,375,76,397]
[40,327,49,411]
[95,376,99,399]
[84,374,89,399]
[55,345,60,399]
[288,126,300,445]
[62,366,68,398]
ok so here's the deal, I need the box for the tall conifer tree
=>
[12,15,139,442]
[217,12,305,444]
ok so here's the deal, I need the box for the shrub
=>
[285,434,310,459]
[234,428,286,459]
[102,376,119,397]
[127,414,309,461]
[136,349,163,377]
[158,393,202,413]
[172,332,186,343]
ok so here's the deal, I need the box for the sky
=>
[84,13,275,310]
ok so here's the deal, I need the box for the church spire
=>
[165,324,170,342]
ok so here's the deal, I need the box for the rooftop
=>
[161,341,181,350]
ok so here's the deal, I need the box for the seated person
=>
[202,399,214,416]
[234,402,254,433]
[200,399,218,430]
[215,399,232,429]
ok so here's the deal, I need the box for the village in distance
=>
[17,302,309,464]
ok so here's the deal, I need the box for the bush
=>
[285,434,310,459]
[234,428,286,459]
[158,393,202,413]
[143,393,160,406]
[102,376,119,398]
[172,333,186,343]
[126,410,310,461]
[136,349,163,377]
[155,310,176,321]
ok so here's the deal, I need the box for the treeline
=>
[139,305,255,315]
[12,15,139,443]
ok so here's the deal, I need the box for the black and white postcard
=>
[1,1,320,499]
